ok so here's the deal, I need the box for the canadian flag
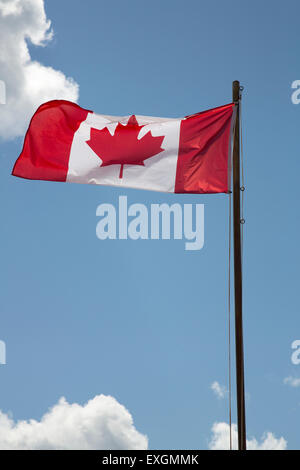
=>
[12,100,236,194]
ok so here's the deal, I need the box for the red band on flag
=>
[175,103,235,194]
[12,100,89,182]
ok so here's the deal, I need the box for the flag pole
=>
[232,80,246,450]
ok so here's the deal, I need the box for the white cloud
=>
[283,376,300,388]
[209,422,287,450]
[0,394,148,450]
[0,0,79,140]
[211,381,228,399]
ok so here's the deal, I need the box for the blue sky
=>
[0,0,299,449]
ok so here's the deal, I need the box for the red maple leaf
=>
[86,115,164,178]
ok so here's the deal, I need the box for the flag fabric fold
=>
[12,100,236,194]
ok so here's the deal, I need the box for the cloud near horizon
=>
[209,422,287,450]
[0,394,148,450]
[0,0,79,140]
[283,376,300,388]
[0,393,288,450]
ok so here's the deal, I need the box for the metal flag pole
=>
[232,80,247,450]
